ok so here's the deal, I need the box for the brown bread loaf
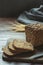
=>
[25,23,43,47]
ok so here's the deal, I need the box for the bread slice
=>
[13,39,34,51]
[8,42,16,53]
[8,41,28,53]
[2,46,15,57]
[25,23,43,47]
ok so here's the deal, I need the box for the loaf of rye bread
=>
[25,23,43,47]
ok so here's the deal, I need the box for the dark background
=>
[0,0,42,17]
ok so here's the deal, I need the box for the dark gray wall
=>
[0,0,42,17]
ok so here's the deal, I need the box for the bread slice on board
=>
[13,39,34,51]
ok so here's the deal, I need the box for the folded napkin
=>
[17,5,43,24]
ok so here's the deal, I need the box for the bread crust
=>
[25,24,43,47]
[8,42,16,53]
[2,46,15,57]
